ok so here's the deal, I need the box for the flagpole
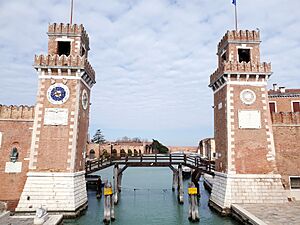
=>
[70,0,74,24]
[234,1,238,31]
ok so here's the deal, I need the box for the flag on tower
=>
[232,0,236,5]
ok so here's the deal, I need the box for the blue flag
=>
[232,0,236,5]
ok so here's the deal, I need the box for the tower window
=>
[238,48,250,63]
[290,177,300,189]
[0,132,2,148]
[57,41,71,56]
[10,147,19,163]
[81,47,86,56]
[292,101,300,112]
[221,52,227,61]
[269,102,276,113]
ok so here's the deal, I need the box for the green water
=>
[66,167,240,225]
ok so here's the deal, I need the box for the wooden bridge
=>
[85,153,215,175]
[86,154,215,223]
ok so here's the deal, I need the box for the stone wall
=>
[210,172,287,214]
[16,171,87,214]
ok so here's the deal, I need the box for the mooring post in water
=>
[103,181,113,224]
[111,190,115,221]
[188,182,200,222]
[172,170,178,192]
[118,171,122,193]
[178,164,184,204]
[113,164,119,204]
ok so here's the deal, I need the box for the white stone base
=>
[16,171,87,214]
[210,172,287,213]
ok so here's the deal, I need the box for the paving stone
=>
[239,202,300,225]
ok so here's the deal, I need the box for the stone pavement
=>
[0,213,63,225]
[234,202,300,225]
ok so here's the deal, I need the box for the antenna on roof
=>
[70,0,74,24]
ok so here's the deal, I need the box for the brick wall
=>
[33,78,77,172]
[214,85,228,173]
[232,85,275,174]
[0,105,34,210]
[272,112,300,188]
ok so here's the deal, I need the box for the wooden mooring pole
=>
[113,164,120,204]
[188,182,199,222]
[178,164,184,204]
[172,170,178,192]
[103,181,115,224]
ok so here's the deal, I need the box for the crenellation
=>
[210,61,271,85]
[271,112,300,125]
[34,54,95,81]
[0,104,34,120]
[48,23,89,46]
[218,30,260,50]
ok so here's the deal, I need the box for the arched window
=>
[89,149,95,159]
[134,149,138,157]
[120,149,126,157]
[127,149,132,156]
[10,147,19,162]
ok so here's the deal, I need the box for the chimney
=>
[273,83,278,91]
[279,87,286,93]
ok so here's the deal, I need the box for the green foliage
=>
[101,149,109,159]
[91,129,106,144]
[151,139,169,154]
[128,149,132,156]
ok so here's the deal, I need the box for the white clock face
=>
[240,89,256,105]
[47,83,70,105]
[82,89,88,110]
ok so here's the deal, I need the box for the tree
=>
[132,137,142,143]
[91,129,106,144]
[151,139,169,154]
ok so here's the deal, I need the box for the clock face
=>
[240,89,256,105]
[82,89,88,110]
[47,83,70,105]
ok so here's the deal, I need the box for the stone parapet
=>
[16,171,87,215]
[210,61,271,85]
[34,54,95,81]
[0,105,34,121]
[209,172,287,214]
[271,112,300,125]
[48,23,89,47]
[218,30,260,50]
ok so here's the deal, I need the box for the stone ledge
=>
[214,172,282,179]
[27,171,85,177]
[231,204,267,225]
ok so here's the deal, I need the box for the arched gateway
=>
[15,23,96,215]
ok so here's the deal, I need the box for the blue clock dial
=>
[47,83,70,105]
[50,86,66,101]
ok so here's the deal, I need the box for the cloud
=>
[0,0,299,145]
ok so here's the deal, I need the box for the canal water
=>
[65,167,240,225]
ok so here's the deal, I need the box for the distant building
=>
[167,146,198,153]
[87,141,153,158]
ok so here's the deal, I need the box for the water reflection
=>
[66,167,240,225]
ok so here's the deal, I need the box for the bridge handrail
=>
[85,153,215,174]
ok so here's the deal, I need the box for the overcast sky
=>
[0,0,299,146]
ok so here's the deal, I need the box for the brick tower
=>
[208,30,286,214]
[16,23,95,215]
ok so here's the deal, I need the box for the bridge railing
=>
[85,154,215,174]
